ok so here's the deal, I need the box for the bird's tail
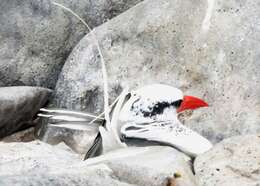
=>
[37,88,130,159]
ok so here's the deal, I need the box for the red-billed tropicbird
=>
[117,84,212,157]
[38,84,212,159]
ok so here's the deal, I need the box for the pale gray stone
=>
[0,141,196,186]
[0,0,142,89]
[0,141,131,186]
[51,0,260,143]
[36,123,99,154]
[85,146,197,186]
[194,134,260,186]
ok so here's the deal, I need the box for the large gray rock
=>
[0,141,130,186]
[194,134,260,186]
[0,0,142,89]
[0,141,196,186]
[51,0,260,142]
[0,86,52,138]
[84,146,197,186]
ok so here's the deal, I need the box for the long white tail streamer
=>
[52,1,111,129]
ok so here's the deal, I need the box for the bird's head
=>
[119,84,208,123]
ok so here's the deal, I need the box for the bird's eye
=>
[172,100,183,108]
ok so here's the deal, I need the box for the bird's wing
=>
[110,89,131,141]
[121,121,212,157]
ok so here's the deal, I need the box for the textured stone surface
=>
[0,141,196,186]
[52,0,260,142]
[194,134,260,186]
[0,86,52,138]
[0,141,131,186]
[0,141,80,174]
[85,146,197,186]
[36,123,99,154]
[0,0,142,89]
[2,127,35,142]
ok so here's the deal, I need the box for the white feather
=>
[38,113,89,122]
[40,108,104,120]
[49,115,89,122]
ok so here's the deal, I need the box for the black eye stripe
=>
[172,99,183,108]
[141,99,183,117]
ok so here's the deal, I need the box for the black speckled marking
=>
[141,100,183,117]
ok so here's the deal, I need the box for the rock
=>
[51,0,260,142]
[0,141,197,186]
[55,0,144,28]
[0,169,132,186]
[0,0,143,89]
[0,141,80,173]
[0,86,52,138]
[85,146,197,186]
[2,127,35,142]
[194,134,260,186]
[36,123,99,154]
[0,141,130,186]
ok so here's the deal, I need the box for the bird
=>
[38,84,212,159]
[117,84,212,157]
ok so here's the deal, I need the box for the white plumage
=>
[119,84,183,123]
[118,84,212,157]
[38,84,212,158]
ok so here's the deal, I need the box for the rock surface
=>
[2,127,35,143]
[0,0,142,89]
[36,123,99,154]
[0,141,196,186]
[194,134,260,186]
[0,86,52,138]
[85,146,197,186]
[0,141,124,186]
[51,0,260,142]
